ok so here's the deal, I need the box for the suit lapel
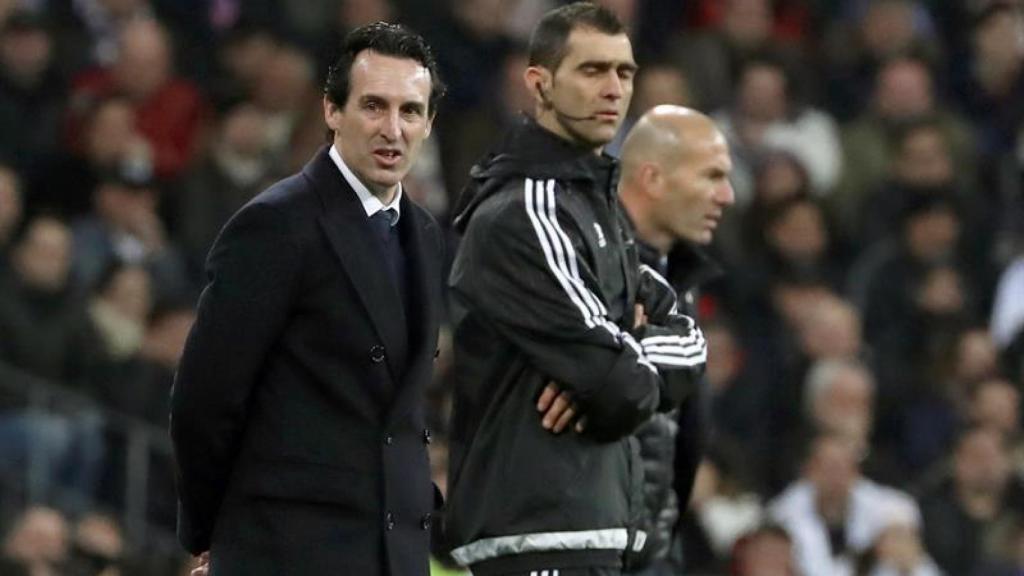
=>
[305,148,409,386]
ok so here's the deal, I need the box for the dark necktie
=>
[369,209,408,312]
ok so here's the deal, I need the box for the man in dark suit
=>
[170,22,446,576]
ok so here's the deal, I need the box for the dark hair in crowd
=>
[323,21,445,116]
[528,2,625,71]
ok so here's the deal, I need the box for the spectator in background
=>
[681,445,765,573]
[714,55,842,205]
[58,0,153,70]
[67,512,124,576]
[178,100,272,280]
[858,119,983,254]
[833,55,977,242]
[952,3,1024,160]
[850,192,969,345]
[729,523,798,576]
[0,11,64,177]
[1,506,68,576]
[0,215,103,384]
[251,44,315,171]
[0,163,23,263]
[70,166,189,303]
[67,18,205,180]
[855,508,942,576]
[207,24,278,108]
[87,262,151,363]
[821,0,941,121]
[770,434,922,576]
[667,0,790,112]
[438,42,530,198]
[918,426,1024,575]
[34,95,151,218]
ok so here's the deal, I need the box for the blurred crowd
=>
[0,0,1022,574]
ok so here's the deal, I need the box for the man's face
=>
[657,129,734,244]
[537,28,636,149]
[325,50,433,197]
[13,218,71,292]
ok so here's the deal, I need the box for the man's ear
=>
[323,95,341,130]
[641,162,664,198]
[424,110,436,138]
[524,66,552,107]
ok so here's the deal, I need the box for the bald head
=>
[619,105,734,250]
[621,105,720,177]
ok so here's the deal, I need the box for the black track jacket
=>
[441,118,707,575]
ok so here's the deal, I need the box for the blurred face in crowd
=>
[754,153,809,205]
[735,529,797,576]
[0,25,51,87]
[2,507,68,569]
[338,0,393,30]
[875,58,934,121]
[974,7,1024,72]
[861,0,917,58]
[723,0,772,49]
[114,20,171,100]
[12,216,71,293]
[220,102,269,158]
[631,65,692,117]
[765,199,828,264]
[527,27,636,150]
[904,204,959,263]
[455,0,514,38]
[87,98,138,165]
[955,429,1010,497]
[95,182,158,231]
[812,364,874,442]
[256,46,315,113]
[0,166,22,246]
[737,63,787,123]
[799,297,862,361]
[971,379,1021,439]
[895,125,954,187]
[955,329,999,384]
[222,29,278,90]
[914,265,965,316]
[324,49,434,200]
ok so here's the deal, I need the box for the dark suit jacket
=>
[170,147,445,575]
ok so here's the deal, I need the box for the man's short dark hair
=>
[528,2,626,71]
[323,22,445,116]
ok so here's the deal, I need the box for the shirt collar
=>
[329,145,402,225]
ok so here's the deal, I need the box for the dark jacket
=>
[628,242,722,570]
[170,147,445,576]
[442,118,706,574]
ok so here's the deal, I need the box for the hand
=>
[190,552,209,576]
[537,382,587,433]
[634,304,647,329]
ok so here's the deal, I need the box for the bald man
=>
[618,106,735,573]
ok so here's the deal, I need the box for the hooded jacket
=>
[442,117,707,575]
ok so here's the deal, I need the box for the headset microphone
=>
[536,83,597,122]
